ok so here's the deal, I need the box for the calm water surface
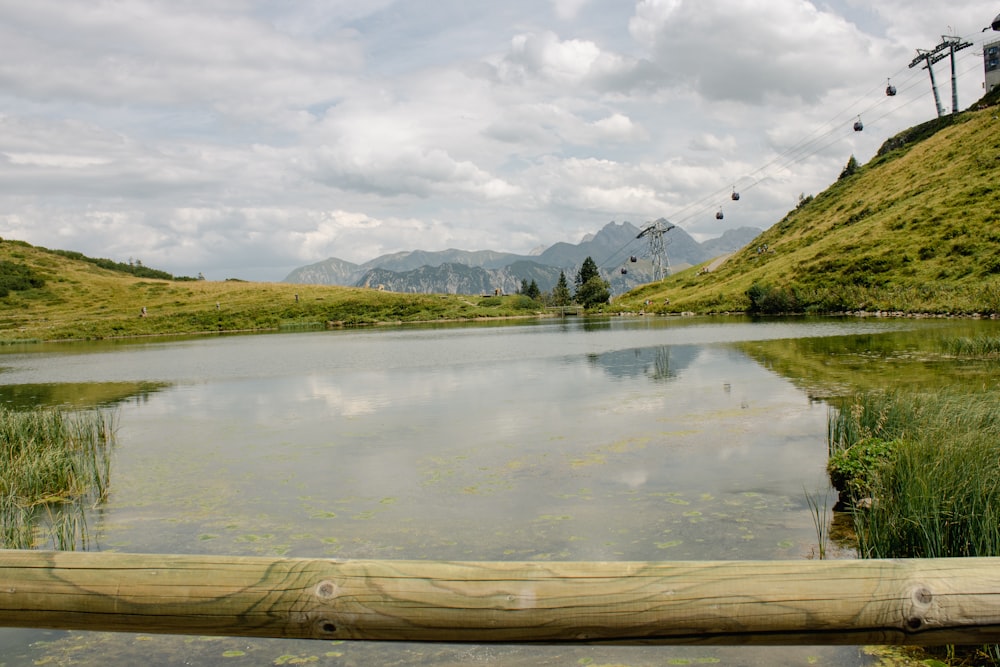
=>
[1,315,996,666]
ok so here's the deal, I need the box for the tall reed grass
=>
[829,389,1000,558]
[829,389,1000,664]
[941,334,1000,357]
[0,407,116,549]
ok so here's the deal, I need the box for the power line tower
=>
[637,219,675,281]
[909,35,973,116]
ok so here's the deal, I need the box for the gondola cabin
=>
[715,209,724,220]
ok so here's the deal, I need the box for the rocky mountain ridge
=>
[284,221,761,295]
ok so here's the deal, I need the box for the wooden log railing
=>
[2,550,1000,645]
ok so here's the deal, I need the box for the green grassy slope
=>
[0,241,548,342]
[617,106,1000,315]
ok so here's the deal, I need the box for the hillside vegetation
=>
[618,104,1000,315]
[0,240,549,342]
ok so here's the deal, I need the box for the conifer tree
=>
[574,257,610,307]
[551,271,571,306]
[575,256,600,288]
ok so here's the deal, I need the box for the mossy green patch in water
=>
[235,533,273,542]
[273,654,320,664]
[655,540,683,549]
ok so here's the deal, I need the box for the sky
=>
[1,0,998,281]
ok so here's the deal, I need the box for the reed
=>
[829,389,1000,663]
[854,428,1000,559]
[941,334,1000,357]
[804,488,831,559]
[829,389,1000,556]
[0,407,115,549]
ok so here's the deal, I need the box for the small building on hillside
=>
[985,40,1000,92]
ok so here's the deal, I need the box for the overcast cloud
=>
[0,0,996,280]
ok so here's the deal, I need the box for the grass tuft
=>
[0,407,116,549]
[941,334,1000,357]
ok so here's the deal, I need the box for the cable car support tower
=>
[909,35,973,117]
[637,219,675,282]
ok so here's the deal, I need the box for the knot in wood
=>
[315,580,339,600]
[316,619,338,636]
[912,586,932,606]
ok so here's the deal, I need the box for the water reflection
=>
[0,381,168,410]
[738,323,1000,399]
[588,345,697,382]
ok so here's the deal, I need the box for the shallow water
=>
[1,315,997,666]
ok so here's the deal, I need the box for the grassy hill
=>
[617,103,1000,316]
[0,240,550,342]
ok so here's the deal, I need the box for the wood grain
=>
[2,551,1000,645]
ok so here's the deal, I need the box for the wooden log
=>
[2,550,1000,645]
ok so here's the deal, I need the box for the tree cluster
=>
[519,278,541,301]
[513,257,609,309]
[574,256,610,308]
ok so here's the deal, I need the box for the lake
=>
[2,314,997,666]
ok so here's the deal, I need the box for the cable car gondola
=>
[715,209,724,220]
[630,255,637,262]
[885,78,897,96]
[731,189,740,201]
[620,267,628,275]
[853,117,864,132]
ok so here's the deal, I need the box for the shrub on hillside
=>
[510,295,542,310]
[0,261,45,297]
[745,281,799,314]
[50,250,174,280]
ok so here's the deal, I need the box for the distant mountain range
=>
[283,220,762,295]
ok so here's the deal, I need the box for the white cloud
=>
[4,153,111,168]
[551,0,591,21]
[687,133,738,154]
[0,1,362,119]
[501,31,603,85]
[592,113,646,141]
[630,0,886,103]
